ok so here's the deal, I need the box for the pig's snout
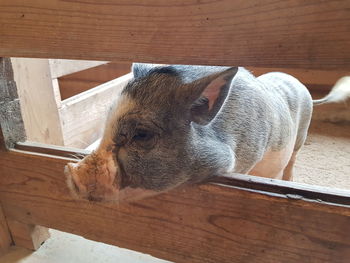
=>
[64,151,120,202]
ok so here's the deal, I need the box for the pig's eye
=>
[132,129,154,142]
[132,129,157,150]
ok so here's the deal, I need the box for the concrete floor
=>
[0,229,169,263]
[293,93,350,190]
[294,120,350,190]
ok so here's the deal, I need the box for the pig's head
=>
[65,64,237,202]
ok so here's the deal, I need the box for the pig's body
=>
[208,68,312,179]
[65,65,349,202]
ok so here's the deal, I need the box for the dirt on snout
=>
[294,120,350,190]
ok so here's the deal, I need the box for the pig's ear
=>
[187,67,238,124]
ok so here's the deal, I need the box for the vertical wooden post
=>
[0,58,50,251]
[6,220,49,251]
[11,58,65,146]
[48,59,107,79]
[0,58,26,149]
[0,203,12,255]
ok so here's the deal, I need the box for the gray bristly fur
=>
[109,64,316,191]
[188,68,313,176]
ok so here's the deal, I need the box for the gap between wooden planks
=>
[0,149,349,263]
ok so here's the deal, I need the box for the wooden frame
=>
[0,1,350,69]
[57,61,131,100]
[0,1,350,262]
[58,72,132,148]
[12,58,131,148]
[0,146,349,262]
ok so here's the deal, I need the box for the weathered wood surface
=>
[0,149,349,263]
[0,203,12,255]
[59,73,132,148]
[0,1,349,69]
[0,58,26,149]
[7,220,49,251]
[11,58,65,146]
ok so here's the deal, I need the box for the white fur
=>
[313,76,350,105]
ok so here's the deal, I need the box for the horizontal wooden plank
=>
[58,62,131,100]
[15,141,89,159]
[0,1,349,69]
[11,58,65,146]
[59,73,132,148]
[59,65,346,101]
[247,68,350,90]
[49,59,107,79]
[0,149,349,263]
[12,142,350,206]
[209,174,350,207]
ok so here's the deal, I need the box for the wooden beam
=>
[11,58,65,146]
[7,220,49,251]
[15,141,89,159]
[51,78,62,108]
[247,68,350,90]
[0,203,12,255]
[0,149,349,263]
[0,58,26,149]
[58,62,131,100]
[0,1,349,69]
[59,73,132,148]
[49,59,108,79]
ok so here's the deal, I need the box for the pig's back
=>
[257,72,313,150]
[213,68,312,174]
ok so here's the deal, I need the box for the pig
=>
[65,64,350,202]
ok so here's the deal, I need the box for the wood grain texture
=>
[247,68,350,90]
[0,203,12,255]
[7,220,49,251]
[49,59,107,79]
[59,73,132,148]
[11,58,65,146]
[51,78,62,108]
[58,62,131,100]
[0,58,26,149]
[0,1,349,69]
[0,150,349,263]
